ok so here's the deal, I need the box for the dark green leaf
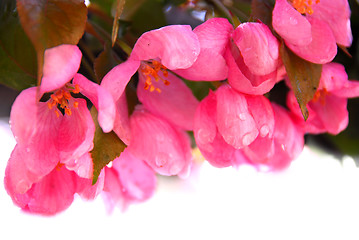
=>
[280,43,322,120]
[250,0,274,26]
[0,0,37,90]
[91,107,126,184]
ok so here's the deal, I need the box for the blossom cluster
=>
[4,0,359,215]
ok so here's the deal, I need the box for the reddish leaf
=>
[280,43,322,120]
[250,0,274,26]
[16,0,87,83]
[94,43,121,82]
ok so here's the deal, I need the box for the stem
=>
[207,0,234,25]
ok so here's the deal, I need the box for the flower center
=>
[47,84,80,117]
[312,88,328,106]
[290,0,320,15]
[139,60,170,93]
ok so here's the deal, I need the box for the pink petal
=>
[272,0,312,46]
[216,85,258,148]
[113,93,131,145]
[8,167,77,216]
[58,98,95,165]
[73,73,116,133]
[112,149,156,201]
[137,70,199,130]
[40,44,82,95]
[76,170,105,200]
[174,18,233,81]
[243,136,275,165]
[309,94,348,135]
[103,167,124,212]
[128,107,192,176]
[130,25,200,70]
[285,17,337,64]
[10,87,61,176]
[312,0,352,46]
[232,22,279,76]
[225,48,277,95]
[65,152,93,179]
[101,59,140,101]
[4,145,42,194]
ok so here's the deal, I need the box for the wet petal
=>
[137,70,199,130]
[130,25,200,70]
[73,73,116,133]
[40,44,82,95]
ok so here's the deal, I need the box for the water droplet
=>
[281,144,286,151]
[197,129,209,144]
[155,152,168,167]
[26,147,30,153]
[260,125,269,137]
[239,113,246,121]
[289,17,298,25]
[242,133,254,146]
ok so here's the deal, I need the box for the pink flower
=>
[225,22,281,95]
[287,62,359,135]
[102,149,156,211]
[128,106,192,177]
[194,84,275,167]
[101,25,202,142]
[272,0,352,64]
[4,44,114,215]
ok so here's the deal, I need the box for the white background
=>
[1,117,359,240]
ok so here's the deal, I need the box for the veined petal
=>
[73,73,116,133]
[8,167,77,216]
[40,45,82,95]
[58,98,95,164]
[130,25,200,70]
[232,22,279,76]
[101,59,140,101]
[11,87,61,176]
[285,17,337,64]
[137,70,199,130]
[216,85,258,148]
[272,0,312,46]
[312,0,352,47]
[112,149,156,201]
[128,107,192,176]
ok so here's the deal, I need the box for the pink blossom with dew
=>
[194,84,276,168]
[4,44,114,215]
[102,149,156,212]
[128,106,192,177]
[226,22,281,95]
[287,63,359,135]
[272,0,352,64]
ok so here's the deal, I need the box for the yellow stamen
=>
[139,60,171,93]
[290,0,319,15]
[312,88,329,106]
[46,83,80,116]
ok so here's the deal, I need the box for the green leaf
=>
[90,107,126,184]
[16,0,88,82]
[130,0,167,37]
[250,0,274,26]
[280,43,322,120]
[0,0,37,90]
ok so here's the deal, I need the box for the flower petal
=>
[216,85,258,148]
[40,44,82,95]
[128,107,192,176]
[130,25,200,70]
[73,73,116,133]
[272,0,312,46]
[137,70,199,130]
[285,17,337,64]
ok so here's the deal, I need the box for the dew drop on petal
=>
[155,152,168,167]
[260,125,270,137]
[281,144,286,151]
[239,113,246,121]
[26,147,30,153]
[242,132,255,146]
[289,17,298,25]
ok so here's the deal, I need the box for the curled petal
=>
[216,85,258,149]
[130,25,200,70]
[137,70,199,130]
[272,0,312,46]
[73,74,116,133]
[128,107,192,176]
[113,93,131,145]
[40,44,82,95]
